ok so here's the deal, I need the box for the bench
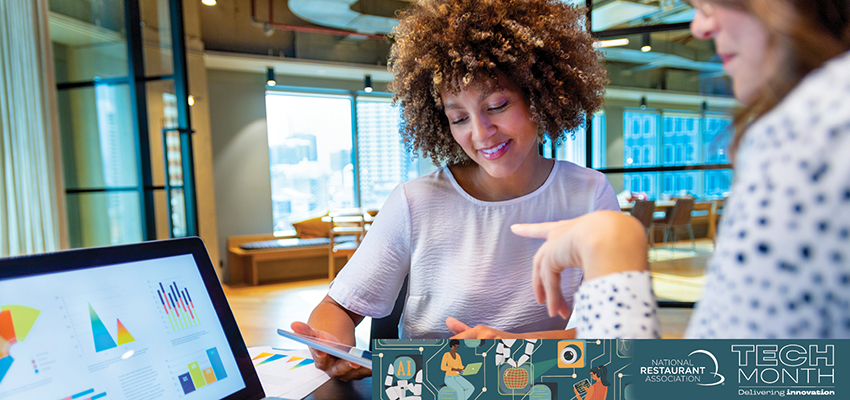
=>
[227,234,353,286]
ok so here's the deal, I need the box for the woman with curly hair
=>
[292,0,619,380]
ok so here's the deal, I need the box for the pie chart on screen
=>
[0,305,41,384]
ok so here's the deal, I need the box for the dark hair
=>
[388,0,607,165]
[712,0,850,156]
[449,339,460,347]
[590,365,611,387]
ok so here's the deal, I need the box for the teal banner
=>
[371,339,848,399]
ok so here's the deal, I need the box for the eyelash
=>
[450,102,508,125]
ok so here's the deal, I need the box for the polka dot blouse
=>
[574,50,850,339]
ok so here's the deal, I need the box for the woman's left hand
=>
[446,317,518,339]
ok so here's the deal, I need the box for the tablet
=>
[574,378,591,395]
[277,329,373,370]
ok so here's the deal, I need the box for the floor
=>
[223,238,714,344]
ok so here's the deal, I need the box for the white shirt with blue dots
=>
[574,50,850,339]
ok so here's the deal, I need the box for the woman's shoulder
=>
[549,160,609,188]
[397,167,459,198]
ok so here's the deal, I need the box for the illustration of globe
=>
[503,367,529,389]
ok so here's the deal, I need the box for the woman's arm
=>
[441,353,452,372]
[290,295,369,381]
[511,211,660,339]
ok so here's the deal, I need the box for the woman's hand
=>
[511,210,649,319]
[446,317,517,339]
[290,321,371,381]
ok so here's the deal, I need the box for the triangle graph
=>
[252,352,315,370]
[0,305,41,384]
[89,303,135,352]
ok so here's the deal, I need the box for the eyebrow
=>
[443,87,501,110]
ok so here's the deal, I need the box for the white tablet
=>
[276,329,373,370]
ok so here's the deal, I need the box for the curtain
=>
[0,0,67,256]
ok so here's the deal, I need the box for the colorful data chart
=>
[57,388,106,400]
[252,352,315,370]
[89,303,136,353]
[1,304,41,384]
[156,281,200,332]
[178,347,228,395]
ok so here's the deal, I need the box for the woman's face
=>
[440,72,539,179]
[451,343,459,351]
[690,0,771,105]
[591,371,598,380]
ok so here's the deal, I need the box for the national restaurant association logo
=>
[639,348,726,386]
[733,344,836,397]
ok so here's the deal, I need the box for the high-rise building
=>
[356,100,417,209]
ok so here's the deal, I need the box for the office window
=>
[266,92,354,234]
[662,113,700,166]
[356,96,419,210]
[623,111,658,168]
[705,169,733,198]
[704,115,732,164]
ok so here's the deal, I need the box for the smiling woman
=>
[291,0,626,382]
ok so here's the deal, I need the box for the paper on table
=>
[248,346,330,399]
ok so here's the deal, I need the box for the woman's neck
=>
[450,154,554,202]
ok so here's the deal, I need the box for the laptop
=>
[0,237,277,400]
[462,362,482,376]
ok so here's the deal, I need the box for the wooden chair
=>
[656,198,696,249]
[327,209,367,280]
[630,200,656,248]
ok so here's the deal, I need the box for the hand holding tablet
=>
[277,328,372,370]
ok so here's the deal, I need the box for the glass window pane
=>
[266,92,354,234]
[598,30,728,95]
[66,192,142,248]
[662,113,700,166]
[555,122,587,167]
[703,115,732,164]
[57,84,140,189]
[704,169,733,199]
[145,80,181,188]
[140,0,174,77]
[621,111,658,168]
[49,0,128,84]
[661,171,703,199]
[591,0,698,31]
[356,96,420,210]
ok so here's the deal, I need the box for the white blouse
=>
[574,50,850,339]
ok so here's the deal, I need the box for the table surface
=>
[303,377,372,400]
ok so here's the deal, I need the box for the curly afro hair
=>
[388,0,607,165]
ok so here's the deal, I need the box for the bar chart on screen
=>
[152,280,201,333]
[171,347,228,395]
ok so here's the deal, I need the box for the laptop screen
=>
[0,248,250,399]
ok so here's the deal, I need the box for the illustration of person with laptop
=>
[441,340,476,400]
[574,364,610,400]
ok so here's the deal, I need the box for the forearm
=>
[307,295,364,346]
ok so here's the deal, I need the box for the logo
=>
[557,340,585,369]
[689,350,725,386]
[640,348,725,386]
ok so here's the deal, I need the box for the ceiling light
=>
[641,33,651,52]
[188,95,195,107]
[202,0,216,6]
[640,96,647,110]
[594,38,630,48]
[364,75,372,93]
[267,67,276,87]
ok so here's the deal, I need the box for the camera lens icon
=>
[557,340,585,368]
